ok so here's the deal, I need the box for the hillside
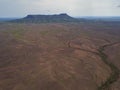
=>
[10,13,79,23]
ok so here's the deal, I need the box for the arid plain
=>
[0,22,120,90]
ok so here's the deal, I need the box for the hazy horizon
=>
[0,0,120,17]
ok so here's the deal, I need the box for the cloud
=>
[117,5,120,7]
[0,0,120,17]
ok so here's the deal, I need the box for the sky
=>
[0,0,120,17]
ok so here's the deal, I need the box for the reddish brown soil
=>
[0,23,119,90]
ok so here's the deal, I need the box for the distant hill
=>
[78,17,120,22]
[10,13,79,23]
[2,14,120,23]
[0,18,18,22]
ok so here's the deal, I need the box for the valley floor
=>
[0,22,120,90]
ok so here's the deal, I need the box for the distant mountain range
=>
[10,13,79,23]
[78,17,120,22]
[0,14,120,23]
[0,18,18,22]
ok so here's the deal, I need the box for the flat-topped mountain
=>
[11,13,79,23]
[25,13,71,19]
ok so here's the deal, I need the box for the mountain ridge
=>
[10,13,79,23]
